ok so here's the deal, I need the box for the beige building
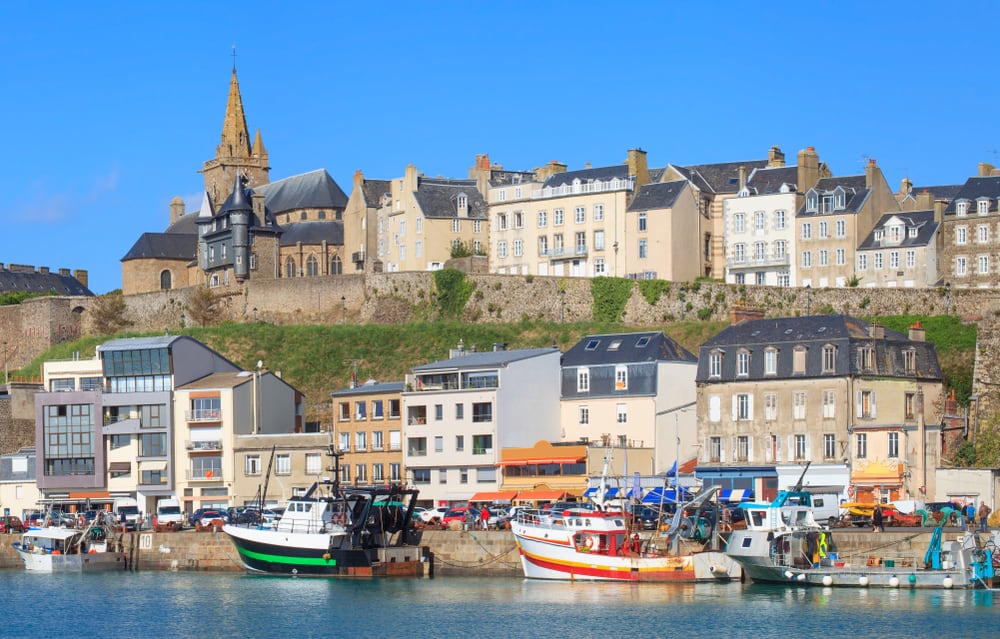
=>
[940,163,1000,289]
[230,432,335,509]
[696,313,944,503]
[489,150,649,278]
[625,180,702,282]
[343,171,392,273]
[330,381,405,487]
[856,210,941,288]
[796,159,899,288]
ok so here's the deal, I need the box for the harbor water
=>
[1,571,996,638]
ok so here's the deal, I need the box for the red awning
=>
[468,491,517,503]
[514,490,567,502]
[497,457,584,467]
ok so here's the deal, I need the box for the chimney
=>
[797,147,820,192]
[469,154,492,199]
[916,189,934,210]
[768,145,786,167]
[865,158,878,189]
[738,165,747,191]
[898,177,913,198]
[58,268,70,276]
[933,198,947,224]
[730,305,765,325]
[908,322,926,342]
[73,269,88,288]
[404,164,419,192]
[170,196,185,225]
[626,148,650,188]
[979,162,996,177]
[353,169,364,190]
[39,266,49,275]
[868,322,885,339]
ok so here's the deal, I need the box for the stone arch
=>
[330,255,343,275]
[306,255,319,277]
[284,256,297,278]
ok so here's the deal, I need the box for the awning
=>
[497,457,584,467]
[719,489,754,503]
[107,462,131,473]
[468,491,517,503]
[514,490,567,503]
[583,487,620,498]
[642,488,690,505]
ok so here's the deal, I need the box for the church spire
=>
[219,67,252,160]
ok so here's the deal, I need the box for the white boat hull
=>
[13,544,128,573]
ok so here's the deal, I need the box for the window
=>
[888,432,899,458]
[978,199,989,215]
[390,463,401,481]
[823,390,836,418]
[355,431,367,451]
[775,240,786,259]
[956,226,967,244]
[709,395,721,423]
[793,346,807,374]
[733,213,745,233]
[822,345,836,372]
[775,210,786,229]
[594,204,604,221]
[306,453,321,475]
[753,242,766,261]
[594,257,606,275]
[956,256,967,276]
[979,224,990,243]
[905,392,916,419]
[275,454,291,475]
[979,255,990,275]
[819,249,828,266]
[734,243,745,263]
[340,464,351,483]
[638,212,648,231]
[616,403,627,423]
[389,400,401,419]
[513,239,523,257]
[638,239,647,259]
[614,365,628,390]
[903,349,916,374]
[709,352,722,378]
[373,464,384,482]
[793,391,807,420]
[372,400,384,420]
[478,467,497,483]
[579,406,589,425]
[473,220,482,233]
[538,236,548,256]
[372,431,384,450]
[736,350,750,377]
[835,219,846,237]
[460,468,469,484]
[575,207,586,224]
[472,434,492,455]
[554,209,564,225]
[577,368,590,392]
[735,394,751,421]
[355,401,367,420]
[858,347,875,371]
[408,437,427,456]
[857,390,876,418]
[824,434,836,459]
[792,434,807,461]
[472,402,492,422]
[538,210,547,227]
[801,251,812,267]
[754,211,766,232]
[574,232,585,254]
[764,393,777,421]
[497,241,507,259]
[709,437,722,462]
[889,251,899,269]
[819,221,828,239]
[906,250,915,268]
[412,469,428,484]
[836,248,845,265]
[455,403,464,420]
[764,349,777,375]
[434,436,444,453]
[856,433,867,459]
[245,455,261,476]
[455,435,464,452]
[801,222,812,240]
[858,253,868,271]
[339,432,350,452]
[737,436,749,462]
[513,211,524,229]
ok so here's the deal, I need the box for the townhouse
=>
[695,312,944,503]
[330,380,405,486]
[940,164,1000,288]
[856,210,941,288]
[624,180,701,282]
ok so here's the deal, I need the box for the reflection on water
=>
[0,572,994,639]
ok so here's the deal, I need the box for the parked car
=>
[235,508,262,525]
[419,506,449,524]
[441,507,479,527]
[411,507,428,521]
[195,509,228,531]
[0,515,24,533]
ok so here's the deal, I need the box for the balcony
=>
[531,177,635,200]
[727,254,791,269]
[186,409,221,423]
[186,439,223,452]
[186,470,222,481]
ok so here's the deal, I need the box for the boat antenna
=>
[792,461,812,491]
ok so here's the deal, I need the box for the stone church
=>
[121,66,349,295]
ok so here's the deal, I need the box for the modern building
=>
[330,380,405,487]
[695,312,944,503]
[560,331,698,474]
[402,344,561,507]
[940,165,1000,289]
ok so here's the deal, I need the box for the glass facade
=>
[103,347,172,392]
[43,404,95,477]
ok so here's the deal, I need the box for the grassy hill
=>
[16,315,975,423]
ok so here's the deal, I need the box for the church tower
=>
[200,64,270,210]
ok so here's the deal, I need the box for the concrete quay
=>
[0,528,969,576]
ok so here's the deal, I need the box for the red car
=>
[0,516,24,533]
[441,507,479,527]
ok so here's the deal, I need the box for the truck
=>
[155,498,184,531]
[113,497,141,531]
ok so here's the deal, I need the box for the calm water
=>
[0,571,996,638]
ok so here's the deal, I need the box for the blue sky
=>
[2,2,998,294]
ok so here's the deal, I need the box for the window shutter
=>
[856,390,863,418]
[709,395,721,423]
[731,396,738,421]
[748,436,755,462]
[720,439,726,463]
[805,435,812,461]
[871,392,877,419]
[731,436,737,462]
[787,435,794,461]
[747,395,754,419]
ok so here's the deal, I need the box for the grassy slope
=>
[17,316,974,422]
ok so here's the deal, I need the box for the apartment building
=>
[940,165,1000,288]
[560,331,697,474]
[856,210,940,288]
[624,180,701,282]
[330,381,405,487]
[402,345,560,507]
[695,313,944,503]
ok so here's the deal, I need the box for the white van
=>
[113,497,141,531]
[803,486,844,526]
[155,498,184,531]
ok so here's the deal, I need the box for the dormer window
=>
[833,186,846,210]
[457,194,468,215]
[822,194,834,213]
[874,230,884,243]
[908,227,918,238]
[806,191,818,212]
[887,224,902,243]
[957,201,969,216]
[709,351,723,378]
[978,199,989,216]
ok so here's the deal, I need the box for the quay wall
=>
[0,529,961,575]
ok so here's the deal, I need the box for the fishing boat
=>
[223,479,427,577]
[725,487,996,589]
[511,485,740,582]
[12,511,130,573]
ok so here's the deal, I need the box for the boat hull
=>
[12,543,129,573]
[223,525,424,577]
[513,528,739,582]
[734,558,972,589]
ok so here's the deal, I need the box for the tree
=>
[186,286,224,326]
[90,291,133,335]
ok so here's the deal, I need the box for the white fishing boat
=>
[511,485,740,582]
[12,513,129,573]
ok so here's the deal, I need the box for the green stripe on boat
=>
[239,548,336,566]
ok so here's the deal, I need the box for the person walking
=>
[979,501,992,532]
[872,504,884,533]
[480,506,491,531]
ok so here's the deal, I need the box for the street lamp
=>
[560,289,566,323]
[341,296,346,325]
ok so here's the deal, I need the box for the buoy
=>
[908,574,917,585]
[943,576,954,589]
[889,575,900,588]
[784,570,794,579]
[822,575,833,586]
[796,573,806,581]
[709,565,717,573]
[859,575,869,587]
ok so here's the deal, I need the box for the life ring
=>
[584,536,595,550]
[847,486,855,498]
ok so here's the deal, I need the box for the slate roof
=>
[120,232,198,262]
[798,175,870,217]
[942,176,1000,215]
[412,347,559,371]
[0,266,94,296]
[910,184,963,202]
[696,314,942,383]
[671,160,769,194]
[255,169,349,213]
[0,448,35,483]
[858,210,938,250]
[562,331,697,367]
[542,164,630,189]
[165,213,199,234]
[488,171,536,187]
[745,166,799,195]
[627,180,689,212]
[99,335,186,351]
[361,179,391,206]
[413,178,488,219]
[278,221,344,246]
[330,381,405,398]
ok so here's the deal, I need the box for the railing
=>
[186,470,223,480]
[531,177,634,200]
[727,255,790,268]
[185,409,221,422]
[186,440,223,451]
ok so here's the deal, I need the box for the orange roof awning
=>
[514,490,567,502]
[498,457,584,467]
[468,491,517,503]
